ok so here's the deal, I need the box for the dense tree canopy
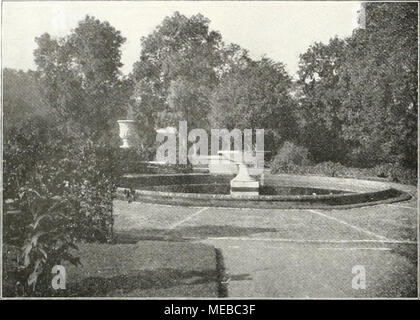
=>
[130,12,222,131]
[210,57,296,154]
[296,2,418,168]
[130,12,298,155]
[34,15,129,142]
[338,2,418,168]
[295,37,349,163]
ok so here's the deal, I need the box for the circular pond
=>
[117,173,411,209]
[135,184,348,196]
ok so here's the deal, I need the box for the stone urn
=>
[117,120,138,149]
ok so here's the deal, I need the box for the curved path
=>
[113,175,418,298]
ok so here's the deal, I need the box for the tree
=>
[167,78,212,129]
[34,15,129,142]
[295,37,349,163]
[130,12,223,134]
[296,2,417,169]
[338,2,418,167]
[210,57,297,155]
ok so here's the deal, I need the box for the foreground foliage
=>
[3,118,121,296]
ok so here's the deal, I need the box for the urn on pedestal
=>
[117,120,138,149]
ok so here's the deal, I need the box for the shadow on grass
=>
[65,268,217,297]
[115,225,278,244]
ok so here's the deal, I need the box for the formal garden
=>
[2,2,417,297]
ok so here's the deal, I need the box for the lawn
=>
[3,240,221,297]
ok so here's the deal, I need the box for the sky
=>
[2,1,361,77]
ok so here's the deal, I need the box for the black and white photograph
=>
[1,0,418,302]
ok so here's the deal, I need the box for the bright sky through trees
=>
[2,1,360,77]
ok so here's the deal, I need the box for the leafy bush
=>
[3,119,121,296]
[372,163,393,178]
[9,188,83,295]
[270,142,311,174]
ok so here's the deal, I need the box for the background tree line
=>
[4,3,417,173]
[295,2,417,170]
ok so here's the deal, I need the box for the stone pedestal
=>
[230,163,259,196]
[117,120,137,149]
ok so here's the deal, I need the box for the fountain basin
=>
[117,173,411,209]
